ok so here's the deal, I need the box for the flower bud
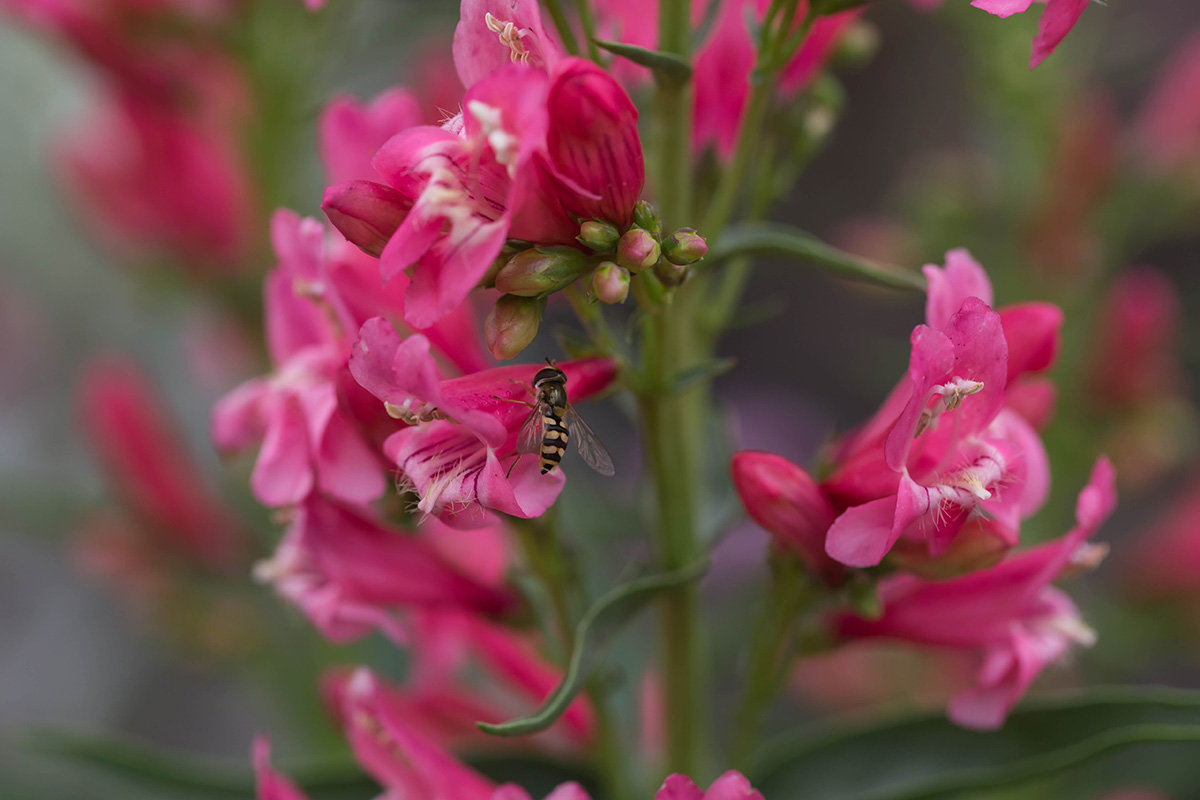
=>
[654,257,688,287]
[591,262,630,304]
[663,228,708,266]
[485,295,544,360]
[617,228,660,274]
[632,200,662,238]
[495,246,591,297]
[577,219,621,252]
[321,180,411,258]
[834,21,881,67]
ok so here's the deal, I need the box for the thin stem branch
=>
[543,0,582,56]
[574,0,602,62]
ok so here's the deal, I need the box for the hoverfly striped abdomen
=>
[539,404,569,474]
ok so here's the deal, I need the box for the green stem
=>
[574,0,602,62]
[543,0,582,56]
[639,0,706,779]
[511,516,629,800]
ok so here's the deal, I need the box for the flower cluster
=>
[733,251,1115,728]
[2,0,254,269]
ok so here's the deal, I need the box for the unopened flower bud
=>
[577,219,621,252]
[654,257,688,286]
[591,262,630,304]
[478,241,528,289]
[834,21,880,67]
[663,228,708,266]
[495,246,591,297]
[632,201,662,238]
[486,295,544,360]
[321,180,410,258]
[617,228,660,273]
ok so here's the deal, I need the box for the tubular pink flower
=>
[730,451,841,579]
[970,0,1090,68]
[320,89,424,184]
[835,457,1116,729]
[325,65,574,328]
[454,0,564,88]
[253,497,515,644]
[338,668,498,800]
[59,91,253,269]
[79,357,245,569]
[253,738,311,800]
[350,318,616,526]
[544,58,644,226]
[1134,32,1200,170]
[656,771,766,800]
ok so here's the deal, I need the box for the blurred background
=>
[2,0,1199,797]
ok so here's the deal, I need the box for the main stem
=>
[646,0,707,779]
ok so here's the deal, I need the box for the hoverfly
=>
[515,362,615,477]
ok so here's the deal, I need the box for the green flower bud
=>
[591,261,630,304]
[485,295,544,360]
[663,228,708,266]
[617,228,660,274]
[495,246,591,297]
[632,200,662,238]
[654,256,688,287]
[577,219,621,252]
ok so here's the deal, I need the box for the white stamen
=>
[485,12,532,64]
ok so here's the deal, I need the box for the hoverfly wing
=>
[565,406,615,476]
[517,404,545,455]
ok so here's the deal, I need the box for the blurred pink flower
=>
[59,92,253,269]
[920,0,1090,68]
[1125,474,1200,601]
[253,497,515,644]
[1088,267,1182,410]
[349,318,616,527]
[320,89,425,185]
[254,738,311,800]
[79,356,245,569]
[1134,31,1200,170]
[835,457,1116,729]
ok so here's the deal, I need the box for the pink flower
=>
[320,88,425,184]
[729,451,841,579]
[656,771,766,800]
[254,737,311,800]
[1134,32,1200,170]
[734,250,1058,574]
[1125,474,1200,601]
[212,211,389,507]
[835,457,1116,729]
[325,65,571,328]
[454,0,564,88]
[1088,267,1182,409]
[970,0,1090,68]
[253,497,515,644]
[692,1,862,159]
[543,58,644,227]
[325,56,645,327]
[58,91,253,269]
[79,357,244,569]
[349,318,616,527]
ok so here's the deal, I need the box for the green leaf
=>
[592,39,692,85]
[709,222,926,292]
[25,729,375,800]
[477,558,709,737]
[669,357,737,395]
[753,687,1200,800]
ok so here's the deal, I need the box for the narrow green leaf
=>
[709,222,926,292]
[593,39,693,85]
[753,686,1200,800]
[477,558,709,737]
[25,730,375,800]
[669,357,737,395]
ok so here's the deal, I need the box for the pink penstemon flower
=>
[913,0,1093,68]
[348,317,616,527]
[324,53,645,329]
[253,496,516,644]
[833,457,1116,729]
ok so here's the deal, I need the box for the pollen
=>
[485,13,532,65]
